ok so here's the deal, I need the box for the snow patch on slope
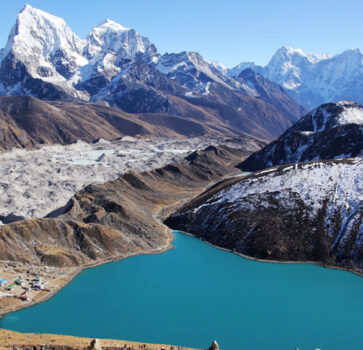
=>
[338,107,363,125]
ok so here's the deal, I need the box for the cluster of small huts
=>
[0,275,47,301]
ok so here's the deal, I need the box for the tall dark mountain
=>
[238,101,363,171]
[166,158,363,274]
[166,100,363,274]
[0,5,305,141]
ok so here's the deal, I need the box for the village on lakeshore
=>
[0,262,77,314]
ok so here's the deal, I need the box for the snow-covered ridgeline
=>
[239,101,363,172]
[309,101,363,130]
[196,159,363,221]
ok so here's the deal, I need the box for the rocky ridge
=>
[0,95,259,150]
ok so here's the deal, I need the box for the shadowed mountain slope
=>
[166,158,363,274]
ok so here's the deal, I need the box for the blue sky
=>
[0,0,362,67]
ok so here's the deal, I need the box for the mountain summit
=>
[0,4,87,99]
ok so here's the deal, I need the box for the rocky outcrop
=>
[208,341,219,350]
[88,339,102,350]
[166,158,363,274]
[238,101,363,171]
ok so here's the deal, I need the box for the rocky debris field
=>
[0,136,259,222]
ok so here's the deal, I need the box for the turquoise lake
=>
[1,231,362,350]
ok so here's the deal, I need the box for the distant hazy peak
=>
[272,46,330,63]
[97,18,131,32]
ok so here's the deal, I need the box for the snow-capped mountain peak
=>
[157,51,232,93]
[226,46,363,109]
[226,62,256,77]
[4,4,87,80]
[261,46,329,91]
[85,19,159,63]
[101,18,130,32]
[274,46,330,64]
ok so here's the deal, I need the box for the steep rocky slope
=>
[166,158,363,274]
[238,101,363,171]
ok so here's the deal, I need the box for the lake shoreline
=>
[175,230,363,278]
[2,230,362,350]
[0,228,175,318]
[2,212,362,319]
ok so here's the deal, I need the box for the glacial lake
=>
[1,231,362,350]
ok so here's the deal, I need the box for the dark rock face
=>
[209,340,219,350]
[166,159,363,274]
[238,101,363,171]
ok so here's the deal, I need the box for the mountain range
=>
[224,46,363,110]
[0,5,304,142]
